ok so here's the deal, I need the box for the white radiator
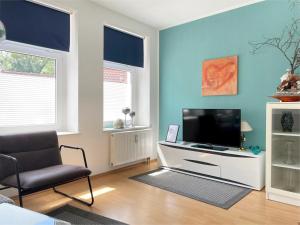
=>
[110,129,152,166]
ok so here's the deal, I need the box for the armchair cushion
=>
[0,131,62,180]
[1,165,91,190]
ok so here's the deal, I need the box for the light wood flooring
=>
[15,161,300,225]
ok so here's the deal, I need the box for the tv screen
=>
[183,109,241,148]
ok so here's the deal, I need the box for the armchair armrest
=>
[59,145,88,168]
[0,153,18,163]
[0,153,22,191]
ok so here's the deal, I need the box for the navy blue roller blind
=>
[104,26,144,68]
[0,0,70,52]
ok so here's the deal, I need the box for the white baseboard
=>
[268,193,300,207]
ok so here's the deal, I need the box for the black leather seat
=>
[0,131,94,207]
[1,165,91,190]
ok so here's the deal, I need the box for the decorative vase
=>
[113,119,124,129]
[122,107,130,127]
[281,112,294,132]
[285,169,296,192]
[129,111,135,127]
[272,71,300,102]
[271,95,300,102]
[285,141,295,165]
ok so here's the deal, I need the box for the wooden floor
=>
[16,161,300,225]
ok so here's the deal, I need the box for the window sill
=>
[103,126,151,133]
[57,131,80,136]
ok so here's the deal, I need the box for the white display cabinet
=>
[266,102,300,206]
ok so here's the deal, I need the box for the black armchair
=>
[0,131,94,207]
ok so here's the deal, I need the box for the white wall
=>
[39,0,159,175]
[0,0,159,197]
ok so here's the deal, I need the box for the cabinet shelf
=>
[271,184,300,194]
[272,131,300,137]
[272,160,300,170]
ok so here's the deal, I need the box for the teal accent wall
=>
[159,1,300,148]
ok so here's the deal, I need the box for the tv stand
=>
[191,144,228,151]
[157,141,265,190]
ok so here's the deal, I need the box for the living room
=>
[0,0,299,224]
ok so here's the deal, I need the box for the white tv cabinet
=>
[158,141,265,190]
[266,102,300,206]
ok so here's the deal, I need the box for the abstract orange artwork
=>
[202,56,238,96]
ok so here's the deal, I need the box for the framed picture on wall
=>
[165,124,180,143]
[202,55,238,96]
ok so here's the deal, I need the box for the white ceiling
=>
[90,0,262,30]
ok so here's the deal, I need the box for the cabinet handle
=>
[135,135,138,143]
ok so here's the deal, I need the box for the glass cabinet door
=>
[271,108,300,193]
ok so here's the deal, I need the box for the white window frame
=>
[0,40,66,133]
[103,60,140,125]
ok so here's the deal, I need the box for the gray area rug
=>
[47,205,128,225]
[130,168,251,209]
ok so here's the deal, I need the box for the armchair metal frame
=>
[0,145,94,207]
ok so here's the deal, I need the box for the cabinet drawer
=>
[158,144,221,177]
[181,159,221,177]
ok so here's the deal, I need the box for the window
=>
[103,66,132,122]
[103,61,138,125]
[103,26,150,129]
[0,42,63,131]
[0,0,75,133]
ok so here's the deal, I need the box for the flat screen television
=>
[183,109,241,148]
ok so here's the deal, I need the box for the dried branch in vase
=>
[289,0,300,9]
[249,18,300,74]
[249,1,300,101]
